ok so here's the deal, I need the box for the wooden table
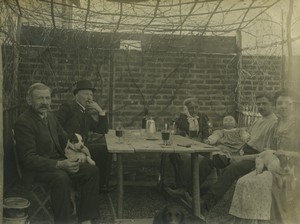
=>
[106,129,220,219]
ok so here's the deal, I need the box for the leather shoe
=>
[201,193,217,212]
[163,186,187,198]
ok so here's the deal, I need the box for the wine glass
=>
[161,130,170,146]
[189,126,198,139]
[115,126,124,144]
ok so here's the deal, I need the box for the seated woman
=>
[165,97,213,199]
[229,90,300,224]
[206,115,250,169]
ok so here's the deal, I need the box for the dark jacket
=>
[14,107,68,185]
[176,112,210,141]
[55,101,109,143]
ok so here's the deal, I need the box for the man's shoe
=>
[163,186,187,198]
[200,198,209,215]
[179,191,192,208]
[201,193,217,212]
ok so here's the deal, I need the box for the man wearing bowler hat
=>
[56,79,112,192]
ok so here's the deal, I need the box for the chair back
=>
[11,130,54,223]
[11,129,23,180]
[237,104,261,127]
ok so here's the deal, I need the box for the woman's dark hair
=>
[255,92,275,105]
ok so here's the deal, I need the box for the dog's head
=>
[277,153,295,175]
[67,133,85,152]
[153,204,206,224]
[153,204,184,224]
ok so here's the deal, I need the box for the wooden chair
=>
[11,129,54,223]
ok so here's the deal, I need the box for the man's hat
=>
[73,80,96,95]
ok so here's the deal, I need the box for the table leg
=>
[158,153,167,191]
[191,153,201,217]
[117,154,123,219]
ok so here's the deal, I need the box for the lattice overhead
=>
[3,0,280,36]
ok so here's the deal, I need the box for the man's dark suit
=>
[14,107,100,223]
[55,101,110,188]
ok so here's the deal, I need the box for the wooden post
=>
[117,154,123,219]
[236,29,242,106]
[0,40,4,223]
[191,153,200,217]
[108,49,114,128]
[286,0,294,88]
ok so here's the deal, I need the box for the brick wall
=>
[16,47,240,129]
[15,48,282,129]
[239,55,282,104]
[113,51,238,129]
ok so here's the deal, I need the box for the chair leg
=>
[30,192,52,221]
[29,185,53,223]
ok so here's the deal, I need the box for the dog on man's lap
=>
[65,133,96,165]
[153,204,206,224]
[64,133,96,215]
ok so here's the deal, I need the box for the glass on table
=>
[189,126,198,139]
[161,130,170,146]
[115,123,124,143]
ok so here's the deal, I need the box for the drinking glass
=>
[189,127,198,139]
[115,128,124,144]
[161,130,170,146]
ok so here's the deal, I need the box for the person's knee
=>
[89,165,99,177]
[222,162,245,179]
[51,170,72,188]
[199,156,214,170]
[212,155,230,169]
[82,165,99,180]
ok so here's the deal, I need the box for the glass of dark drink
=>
[161,131,170,146]
[116,128,124,143]
[189,129,198,139]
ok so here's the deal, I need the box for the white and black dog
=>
[65,133,96,166]
[64,133,96,215]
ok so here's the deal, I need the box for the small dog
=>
[255,150,281,175]
[153,204,206,224]
[64,133,95,215]
[65,133,95,166]
[276,153,297,190]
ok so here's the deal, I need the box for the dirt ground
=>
[4,181,236,224]
[4,159,237,224]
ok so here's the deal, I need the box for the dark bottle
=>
[142,107,148,129]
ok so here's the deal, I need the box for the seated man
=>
[202,93,278,212]
[55,80,111,192]
[14,83,100,223]
[206,115,250,169]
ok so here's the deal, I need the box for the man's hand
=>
[86,101,105,115]
[230,156,244,163]
[57,158,80,173]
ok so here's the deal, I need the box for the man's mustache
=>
[38,105,50,109]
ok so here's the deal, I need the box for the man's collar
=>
[39,114,47,119]
[75,101,86,112]
[30,107,48,118]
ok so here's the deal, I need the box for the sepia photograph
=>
[0,0,300,223]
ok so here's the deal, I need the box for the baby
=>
[206,115,250,168]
